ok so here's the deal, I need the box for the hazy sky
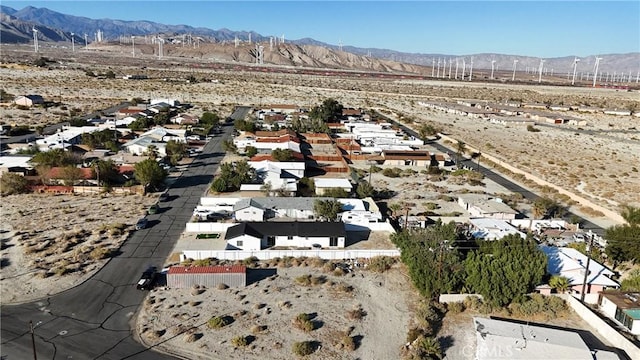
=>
[3,1,639,58]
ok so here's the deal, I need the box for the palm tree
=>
[549,275,570,294]
[621,205,640,225]
[455,141,466,169]
[388,203,402,219]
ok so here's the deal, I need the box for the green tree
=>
[245,146,258,158]
[0,173,29,195]
[309,98,343,122]
[234,119,257,132]
[604,206,640,267]
[105,70,116,79]
[620,269,640,291]
[464,235,546,306]
[418,124,438,140]
[30,149,80,167]
[92,159,119,186]
[297,177,315,197]
[271,148,294,162]
[166,140,187,165]
[391,222,464,299]
[314,199,342,221]
[532,197,563,219]
[144,145,159,159]
[134,159,167,192]
[321,187,349,198]
[200,112,220,126]
[355,181,374,199]
[210,160,255,193]
[222,140,237,154]
[549,275,570,294]
[60,165,83,186]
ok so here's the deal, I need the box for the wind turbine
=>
[431,59,435,77]
[156,36,164,59]
[131,36,135,57]
[71,32,75,52]
[571,57,580,85]
[455,58,459,79]
[32,28,39,53]
[512,59,518,81]
[84,33,88,49]
[538,59,545,83]
[462,58,466,80]
[448,58,452,79]
[468,57,474,81]
[437,58,441,78]
[490,60,496,79]
[592,56,602,87]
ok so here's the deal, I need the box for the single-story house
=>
[225,221,346,251]
[458,195,518,220]
[473,317,620,360]
[313,178,353,196]
[14,95,44,107]
[233,197,373,222]
[0,156,34,177]
[469,218,526,240]
[540,246,619,295]
[380,150,431,167]
[599,292,640,335]
[167,265,246,288]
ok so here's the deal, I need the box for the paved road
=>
[380,114,605,236]
[0,126,231,359]
[228,105,252,121]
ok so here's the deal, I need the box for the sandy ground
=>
[0,193,158,304]
[136,264,416,360]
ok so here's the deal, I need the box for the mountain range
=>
[1,5,638,74]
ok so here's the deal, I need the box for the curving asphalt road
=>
[381,113,605,236]
[0,125,232,359]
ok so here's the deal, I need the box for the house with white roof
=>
[122,127,186,156]
[0,155,34,176]
[313,178,353,196]
[35,126,101,151]
[458,195,519,220]
[240,161,305,196]
[540,246,619,296]
[473,317,620,360]
[232,197,376,223]
[469,218,526,240]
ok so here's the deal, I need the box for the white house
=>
[233,197,372,222]
[233,134,300,153]
[540,246,619,295]
[224,222,346,251]
[458,195,518,220]
[122,127,186,156]
[313,178,353,196]
[35,126,101,151]
[469,218,526,240]
[14,95,44,107]
[599,292,640,335]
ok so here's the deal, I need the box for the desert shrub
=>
[54,266,71,276]
[333,267,345,276]
[295,274,326,286]
[89,247,111,260]
[382,167,402,178]
[332,282,353,294]
[368,256,397,273]
[293,313,314,332]
[527,124,541,132]
[292,341,315,356]
[336,334,356,351]
[217,283,229,290]
[207,316,231,329]
[231,335,248,347]
[446,301,466,314]
[242,256,259,266]
[406,327,425,343]
[183,333,202,343]
[322,261,337,273]
[193,258,212,266]
[309,257,325,268]
[463,295,482,311]
[251,325,267,334]
[346,306,367,320]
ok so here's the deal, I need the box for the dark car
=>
[135,218,148,230]
[136,267,157,290]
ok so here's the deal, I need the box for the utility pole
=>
[580,235,593,303]
[30,320,38,360]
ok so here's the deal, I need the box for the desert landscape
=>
[1,43,638,359]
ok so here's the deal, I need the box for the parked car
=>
[135,218,148,230]
[148,203,159,214]
[136,267,158,290]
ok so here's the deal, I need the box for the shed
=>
[167,265,246,288]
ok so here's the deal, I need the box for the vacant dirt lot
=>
[0,193,157,304]
[137,264,416,360]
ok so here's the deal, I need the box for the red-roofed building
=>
[45,167,94,185]
[167,265,247,288]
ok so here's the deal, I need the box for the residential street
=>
[0,124,230,359]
